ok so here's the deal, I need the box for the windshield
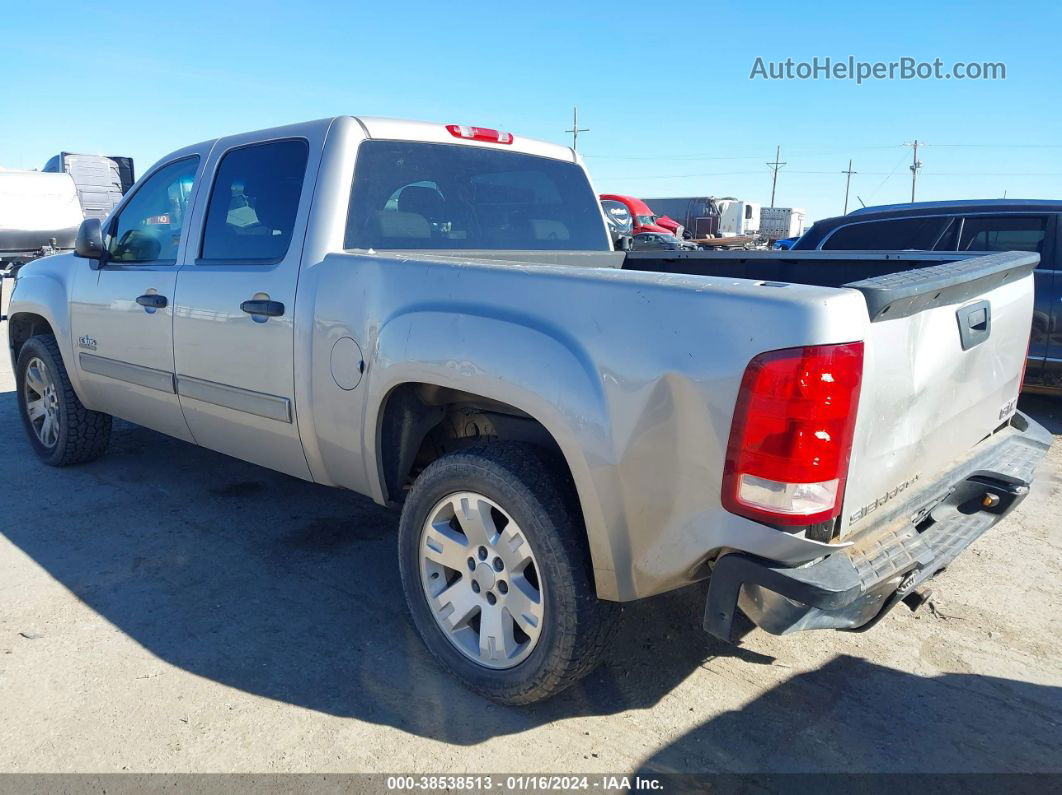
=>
[345,141,610,251]
[635,214,657,226]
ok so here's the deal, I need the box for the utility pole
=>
[766,145,786,207]
[842,159,857,214]
[565,106,589,151]
[905,140,922,202]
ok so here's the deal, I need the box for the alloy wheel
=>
[419,491,545,669]
[23,356,61,448]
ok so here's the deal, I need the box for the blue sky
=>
[4,0,1060,223]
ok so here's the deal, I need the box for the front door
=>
[69,155,203,441]
[173,136,314,479]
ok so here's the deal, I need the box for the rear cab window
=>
[199,139,309,263]
[345,141,609,251]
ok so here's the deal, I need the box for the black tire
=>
[16,334,112,466]
[398,442,619,705]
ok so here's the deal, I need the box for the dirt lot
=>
[1,307,1060,774]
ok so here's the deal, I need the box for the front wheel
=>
[16,335,112,466]
[397,442,619,705]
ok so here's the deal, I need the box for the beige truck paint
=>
[6,116,1043,605]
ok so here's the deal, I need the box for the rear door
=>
[954,214,1053,386]
[173,134,319,479]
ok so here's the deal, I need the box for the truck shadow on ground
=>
[1,388,1059,769]
[636,655,1061,774]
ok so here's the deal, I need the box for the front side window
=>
[959,215,1047,256]
[200,139,308,262]
[345,141,609,251]
[107,157,199,263]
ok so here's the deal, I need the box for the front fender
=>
[6,257,83,398]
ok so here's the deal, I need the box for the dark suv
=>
[794,199,1062,393]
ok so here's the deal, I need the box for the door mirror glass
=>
[74,218,105,265]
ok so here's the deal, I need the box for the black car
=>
[794,199,1062,393]
[631,232,697,251]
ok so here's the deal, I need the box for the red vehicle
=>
[599,194,674,236]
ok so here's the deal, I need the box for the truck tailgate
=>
[841,251,1038,536]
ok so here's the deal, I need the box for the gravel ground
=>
[1,300,1059,774]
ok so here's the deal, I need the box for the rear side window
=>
[822,216,949,250]
[200,139,308,262]
[345,141,609,251]
[958,215,1047,255]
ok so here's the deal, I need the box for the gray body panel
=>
[7,116,1037,602]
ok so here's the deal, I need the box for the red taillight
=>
[722,342,864,526]
[446,124,514,144]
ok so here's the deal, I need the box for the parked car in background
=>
[631,231,697,250]
[773,236,799,250]
[794,199,1062,393]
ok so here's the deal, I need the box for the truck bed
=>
[623,249,1038,320]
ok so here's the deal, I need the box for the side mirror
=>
[74,218,106,267]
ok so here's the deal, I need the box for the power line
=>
[922,143,1062,149]
[596,169,1062,181]
[581,144,903,161]
[582,142,1062,162]
[864,151,912,202]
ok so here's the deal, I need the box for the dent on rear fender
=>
[606,370,844,597]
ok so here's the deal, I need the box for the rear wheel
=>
[16,335,112,466]
[398,442,619,704]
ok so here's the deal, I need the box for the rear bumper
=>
[704,411,1052,641]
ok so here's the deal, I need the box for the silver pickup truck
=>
[4,116,1051,704]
